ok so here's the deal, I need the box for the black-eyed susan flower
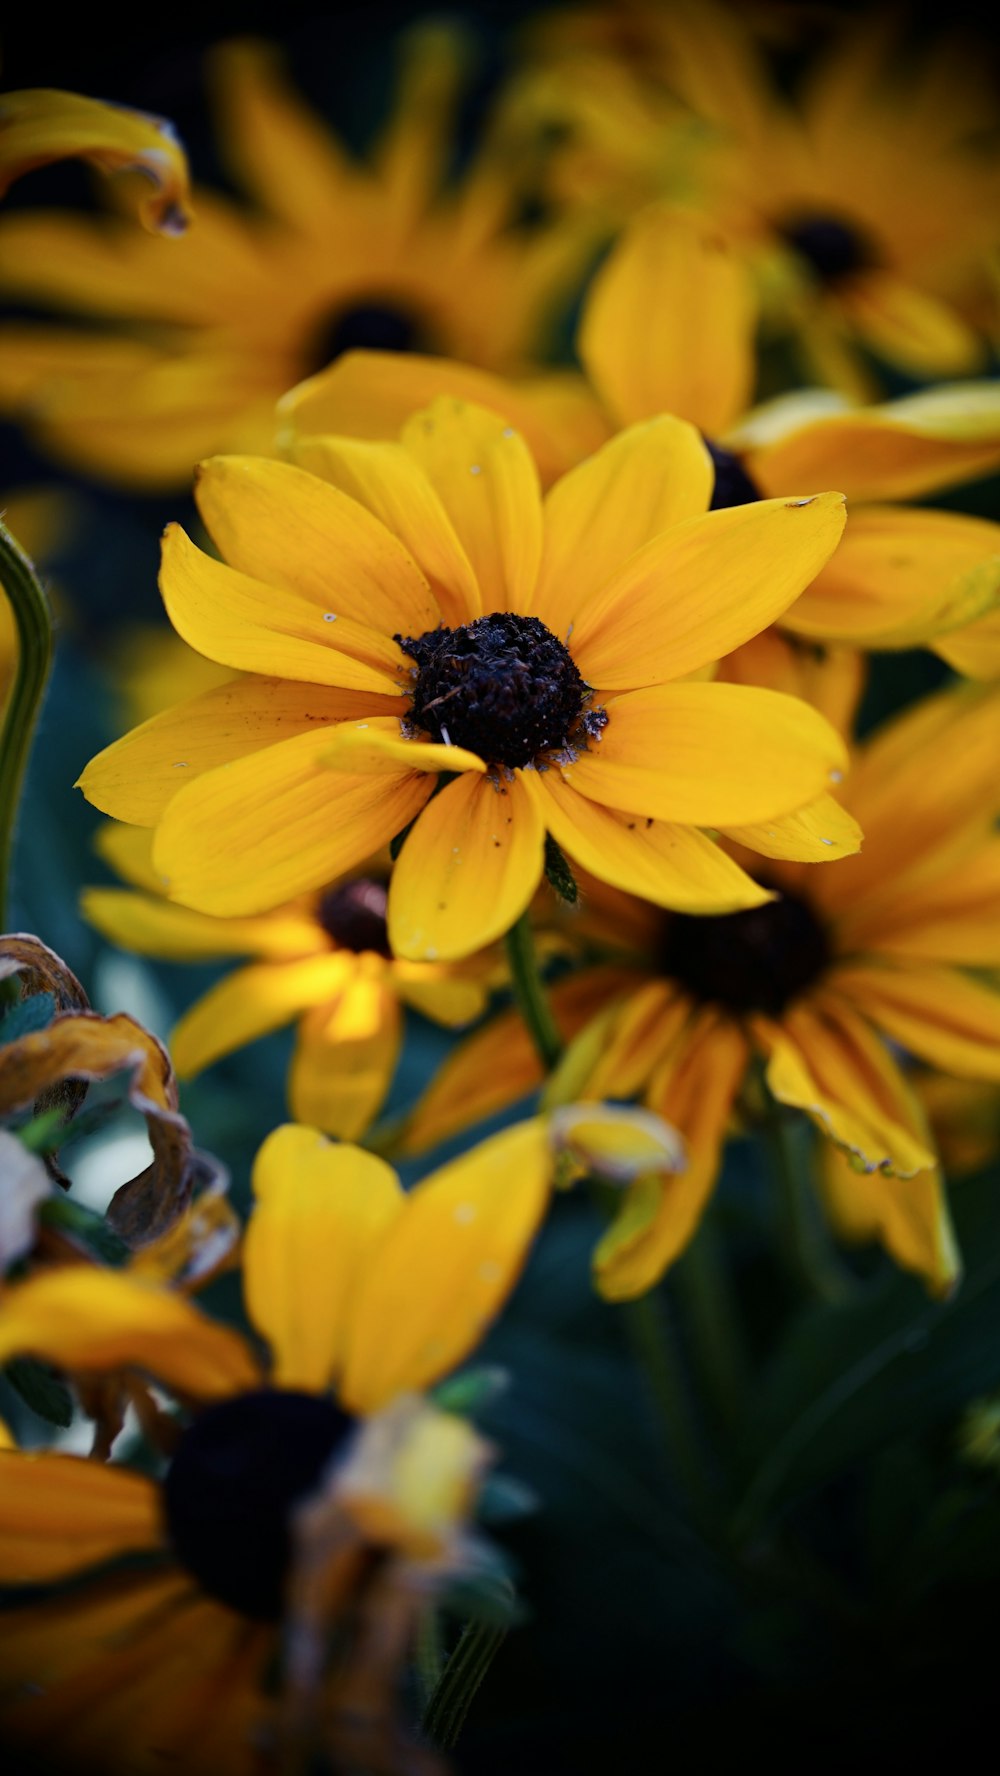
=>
[515,1,1000,393]
[79,400,851,960]
[0,31,588,490]
[82,824,498,1140]
[0,85,191,231]
[287,208,1000,673]
[0,1117,601,1772]
[402,666,1000,1301]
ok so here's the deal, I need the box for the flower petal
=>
[566,493,846,689]
[579,204,756,434]
[0,1454,162,1583]
[0,88,191,233]
[340,1119,552,1413]
[322,716,485,777]
[78,675,393,827]
[0,1269,259,1401]
[531,416,714,638]
[525,767,772,911]
[82,886,321,963]
[195,456,440,637]
[933,605,1000,680]
[819,1143,959,1298]
[170,955,354,1077]
[719,793,861,861]
[288,435,482,626]
[161,524,405,695]
[841,840,1000,965]
[755,997,937,1177]
[562,683,847,825]
[594,1011,747,1298]
[388,770,545,961]
[244,1125,403,1393]
[288,974,402,1140]
[844,269,983,377]
[153,729,433,915]
[400,399,543,614]
[832,962,1000,1082]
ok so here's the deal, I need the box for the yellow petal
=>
[0,1269,259,1400]
[160,523,405,696]
[82,885,321,963]
[594,1011,747,1297]
[153,729,433,915]
[566,494,847,690]
[244,1125,403,1393]
[194,455,440,640]
[170,954,354,1077]
[0,89,191,233]
[579,203,755,434]
[393,960,492,1028]
[287,435,481,627]
[720,793,862,861]
[832,962,1000,1082]
[401,399,542,614]
[562,683,847,825]
[549,1102,685,1182]
[844,840,1000,965]
[340,1120,552,1413]
[289,975,402,1139]
[525,767,772,911]
[532,416,714,639]
[0,1454,162,1583]
[933,605,1000,679]
[322,716,485,777]
[844,269,983,377]
[388,770,545,961]
[819,1143,959,1298]
[784,506,1000,647]
[78,675,392,827]
[756,997,937,1177]
[208,40,350,238]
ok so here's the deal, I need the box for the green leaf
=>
[433,1365,509,1416]
[0,990,55,1045]
[543,833,578,904]
[5,1357,73,1427]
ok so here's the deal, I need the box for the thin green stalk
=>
[414,1605,445,1707]
[503,910,562,1073]
[622,1289,717,1535]
[421,1618,507,1751]
[674,1222,749,1436]
[764,1108,854,1306]
[0,522,54,927]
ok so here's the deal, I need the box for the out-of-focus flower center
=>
[661,887,831,1016]
[396,611,608,771]
[305,297,438,373]
[705,439,763,510]
[780,212,875,285]
[316,877,392,957]
[163,1388,356,1621]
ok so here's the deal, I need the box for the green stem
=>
[622,1289,716,1534]
[0,522,53,928]
[503,910,562,1073]
[421,1617,507,1751]
[764,1109,853,1306]
[674,1222,749,1436]
[414,1604,445,1707]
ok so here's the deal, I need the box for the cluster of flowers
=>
[1,4,1000,1768]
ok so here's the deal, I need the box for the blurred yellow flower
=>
[79,403,851,959]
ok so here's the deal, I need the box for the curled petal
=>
[0,89,192,233]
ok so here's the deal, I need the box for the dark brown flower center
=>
[305,297,439,374]
[164,1389,356,1621]
[317,878,391,957]
[660,887,831,1017]
[780,212,875,286]
[705,439,763,511]
[395,611,607,771]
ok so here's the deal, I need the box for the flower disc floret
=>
[163,1387,356,1621]
[396,610,608,770]
[662,887,831,1017]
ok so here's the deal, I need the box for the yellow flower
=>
[0,1119,562,1774]
[514,1,1000,391]
[0,32,589,489]
[403,666,1000,1300]
[82,824,497,1140]
[79,401,850,960]
[286,206,1000,673]
[0,85,191,231]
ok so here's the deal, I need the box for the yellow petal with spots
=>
[388,769,545,961]
[244,1125,403,1393]
[340,1119,552,1413]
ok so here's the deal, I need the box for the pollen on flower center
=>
[163,1389,356,1621]
[317,877,392,957]
[395,611,608,771]
[661,887,831,1017]
[780,212,875,285]
[705,439,763,510]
